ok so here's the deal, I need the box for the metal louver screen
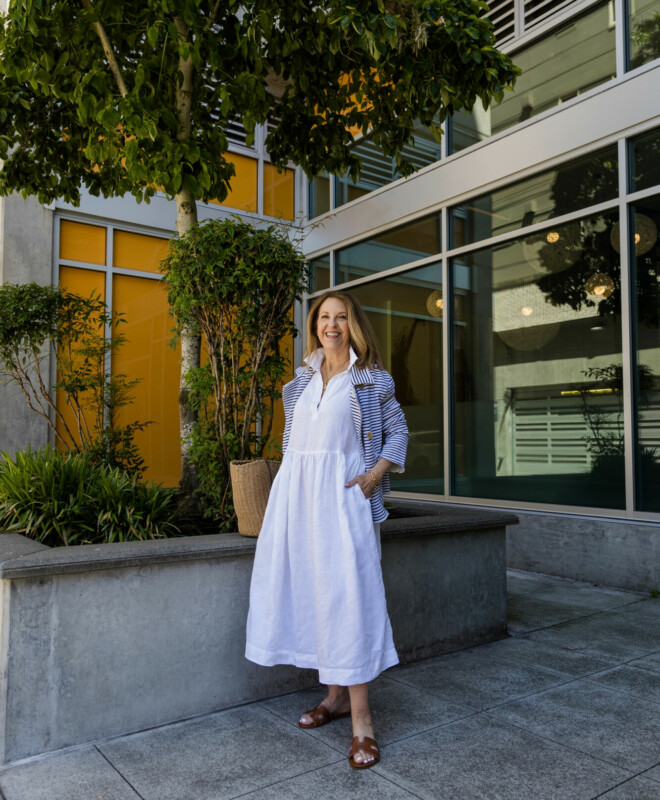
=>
[481,0,582,44]
[481,0,516,44]
[524,0,580,27]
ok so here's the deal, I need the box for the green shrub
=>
[161,218,308,525]
[0,446,182,547]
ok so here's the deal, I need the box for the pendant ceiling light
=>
[522,222,583,274]
[585,273,615,301]
[610,214,658,256]
[426,289,444,318]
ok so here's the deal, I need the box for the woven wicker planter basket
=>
[229,459,281,537]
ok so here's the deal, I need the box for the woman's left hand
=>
[345,472,376,499]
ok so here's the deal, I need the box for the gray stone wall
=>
[0,195,54,455]
[506,511,660,594]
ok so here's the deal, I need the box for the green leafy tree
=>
[160,217,308,524]
[0,0,518,491]
[0,282,148,475]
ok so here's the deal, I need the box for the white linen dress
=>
[245,355,398,686]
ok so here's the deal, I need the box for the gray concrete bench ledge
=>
[0,505,515,763]
[0,505,518,579]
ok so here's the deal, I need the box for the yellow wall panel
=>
[56,266,106,449]
[112,275,181,486]
[212,153,258,213]
[263,164,295,220]
[113,230,170,274]
[60,220,106,265]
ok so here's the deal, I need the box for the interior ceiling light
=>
[610,214,658,256]
[426,289,443,318]
[521,306,534,316]
[522,222,583,274]
[585,272,615,301]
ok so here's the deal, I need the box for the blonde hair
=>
[305,291,383,370]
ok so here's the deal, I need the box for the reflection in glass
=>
[451,146,618,247]
[452,210,625,508]
[334,119,442,208]
[631,127,660,193]
[450,3,616,153]
[348,264,444,494]
[629,0,660,69]
[336,214,441,285]
[308,176,331,219]
[631,196,660,511]
[309,256,331,294]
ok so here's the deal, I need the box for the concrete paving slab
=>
[629,652,660,674]
[373,713,630,800]
[584,664,660,705]
[261,674,475,752]
[488,680,660,772]
[98,704,343,800]
[525,612,658,661]
[506,570,643,609]
[641,764,660,783]
[596,775,660,799]
[476,636,619,678]
[237,760,418,799]
[506,595,609,635]
[0,747,140,800]
[392,645,571,710]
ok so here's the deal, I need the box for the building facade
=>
[0,0,659,590]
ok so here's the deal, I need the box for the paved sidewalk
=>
[1,569,659,800]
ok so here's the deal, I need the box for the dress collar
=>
[302,347,374,386]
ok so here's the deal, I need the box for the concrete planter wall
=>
[0,505,514,763]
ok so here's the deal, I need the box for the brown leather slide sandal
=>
[298,703,351,729]
[348,735,380,769]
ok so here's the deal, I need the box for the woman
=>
[245,291,408,769]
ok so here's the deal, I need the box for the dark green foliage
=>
[0,281,148,475]
[631,11,660,68]
[0,446,182,546]
[160,218,308,525]
[0,0,519,206]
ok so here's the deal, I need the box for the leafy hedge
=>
[0,447,183,547]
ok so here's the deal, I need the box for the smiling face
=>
[316,296,351,358]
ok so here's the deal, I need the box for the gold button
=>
[366,431,373,440]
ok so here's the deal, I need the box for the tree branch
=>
[81,0,128,98]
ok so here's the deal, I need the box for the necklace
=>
[321,357,350,391]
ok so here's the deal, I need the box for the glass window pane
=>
[451,3,616,153]
[335,119,442,209]
[113,231,170,273]
[211,154,257,213]
[263,164,294,220]
[309,256,331,293]
[348,263,444,494]
[112,275,182,487]
[631,127,660,192]
[629,0,660,69]
[309,176,331,219]
[59,220,106,265]
[56,266,106,448]
[451,146,618,247]
[336,214,441,285]
[631,196,660,511]
[452,210,625,509]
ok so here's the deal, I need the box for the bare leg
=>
[299,684,350,725]
[348,682,376,765]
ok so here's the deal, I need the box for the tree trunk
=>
[174,17,201,496]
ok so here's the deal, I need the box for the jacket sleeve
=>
[379,373,409,473]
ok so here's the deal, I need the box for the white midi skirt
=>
[245,368,398,685]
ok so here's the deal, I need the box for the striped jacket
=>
[281,357,409,523]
